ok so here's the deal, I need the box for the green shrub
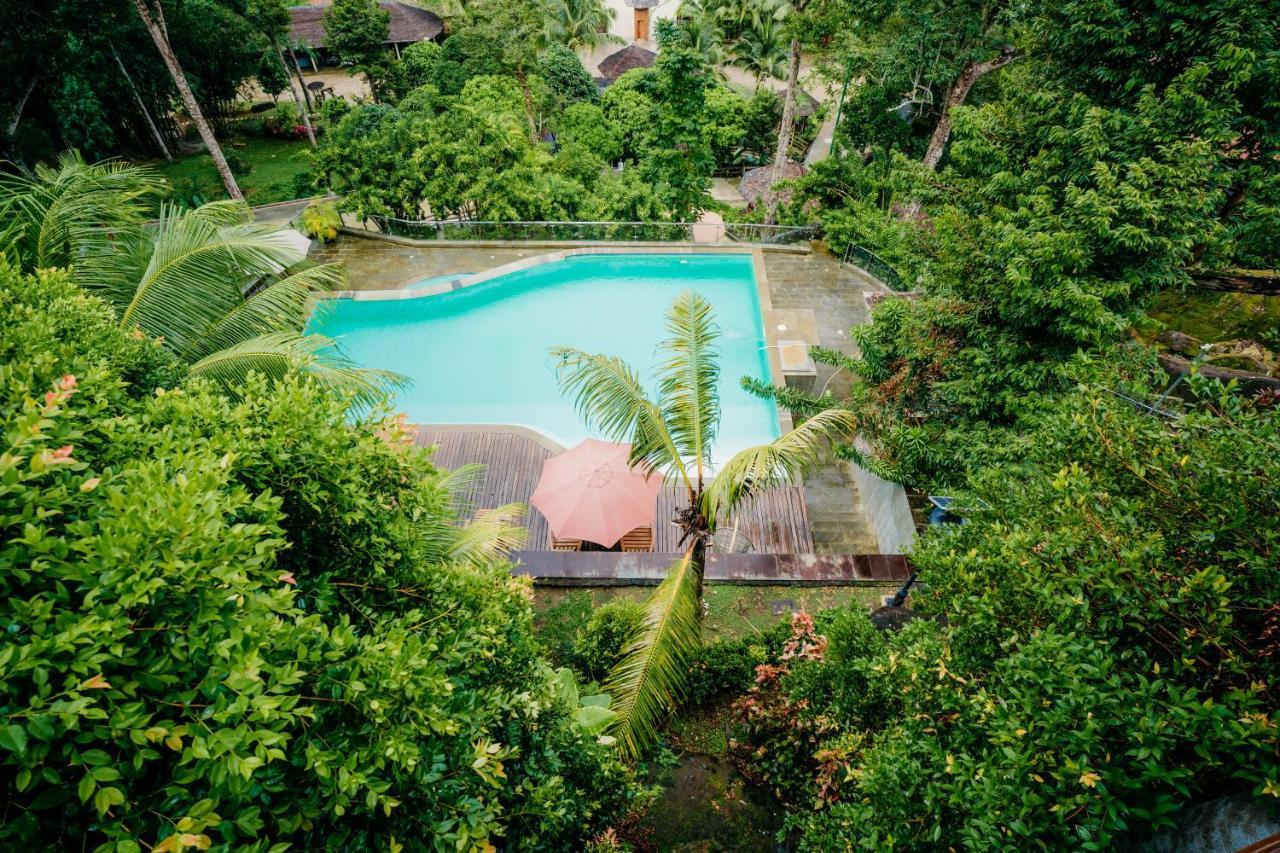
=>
[573,599,647,681]
[734,380,1280,850]
[299,197,342,242]
[539,44,597,106]
[0,265,639,850]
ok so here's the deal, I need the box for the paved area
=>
[761,251,881,554]
[311,239,555,290]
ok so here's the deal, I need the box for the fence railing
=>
[368,217,818,245]
[841,244,907,291]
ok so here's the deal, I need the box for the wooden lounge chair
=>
[620,526,653,553]
[552,536,582,552]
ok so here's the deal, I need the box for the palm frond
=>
[655,290,720,481]
[448,503,528,568]
[701,409,859,525]
[604,550,703,759]
[0,151,164,271]
[435,463,488,514]
[177,261,345,362]
[76,201,312,355]
[550,346,691,486]
[187,330,404,410]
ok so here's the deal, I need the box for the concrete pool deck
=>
[309,232,905,556]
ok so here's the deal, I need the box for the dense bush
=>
[572,599,647,682]
[735,376,1280,849]
[539,44,597,107]
[0,265,638,849]
[299,197,342,242]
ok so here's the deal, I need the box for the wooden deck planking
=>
[414,427,813,554]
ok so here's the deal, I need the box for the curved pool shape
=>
[309,253,780,462]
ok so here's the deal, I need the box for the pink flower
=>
[278,572,297,586]
[59,375,77,391]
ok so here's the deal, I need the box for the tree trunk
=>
[1191,268,1280,296]
[289,46,314,111]
[763,36,802,226]
[133,0,243,200]
[920,48,1021,172]
[112,44,172,161]
[274,39,316,147]
[4,76,37,158]
[514,66,539,145]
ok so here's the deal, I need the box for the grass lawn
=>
[1146,288,1280,346]
[145,136,315,208]
[534,582,895,657]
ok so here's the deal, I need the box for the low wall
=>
[849,462,916,555]
[513,551,912,586]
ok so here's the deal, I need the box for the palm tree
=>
[544,0,621,53]
[132,0,243,200]
[0,156,399,407]
[551,292,856,756]
[731,17,789,83]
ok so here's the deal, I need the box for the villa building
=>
[603,0,678,45]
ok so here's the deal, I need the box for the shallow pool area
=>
[309,253,781,462]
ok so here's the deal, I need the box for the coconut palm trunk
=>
[111,44,173,162]
[132,0,243,200]
[274,38,316,147]
[551,292,856,757]
[763,35,801,225]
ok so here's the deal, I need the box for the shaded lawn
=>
[534,582,894,653]
[1147,288,1280,347]
[144,136,315,209]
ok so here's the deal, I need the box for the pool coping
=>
[316,245,794,435]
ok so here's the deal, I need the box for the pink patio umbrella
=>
[531,439,664,547]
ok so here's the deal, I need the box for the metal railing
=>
[841,243,907,292]
[368,216,817,245]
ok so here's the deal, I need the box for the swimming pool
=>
[309,253,781,462]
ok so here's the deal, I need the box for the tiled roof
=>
[289,2,443,48]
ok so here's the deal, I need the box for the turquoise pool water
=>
[309,254,780,462]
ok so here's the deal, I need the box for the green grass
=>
[534,583,894,646]
[1146,288,1280,348]
[145,136,315,209]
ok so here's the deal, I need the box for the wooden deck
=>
[416,426,814,554]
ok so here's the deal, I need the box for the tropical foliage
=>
[317,35,779,222]
[0,262,640,850]
[550,292,856,756]
[735,365,1280,849]
[0,154,395,407]
[544,0,619,52]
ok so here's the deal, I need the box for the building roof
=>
[598,44,658,81]
[289,2,443,49]
[739,159,808,205]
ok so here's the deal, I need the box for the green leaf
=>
[573,705,619,736]
[0,724,28,756]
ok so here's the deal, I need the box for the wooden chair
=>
[551,536,582,552]
[620,526,653,553]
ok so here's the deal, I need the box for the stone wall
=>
[849,463,916,555]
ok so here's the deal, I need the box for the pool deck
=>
[417,426,813,554]
[312,232,899,558]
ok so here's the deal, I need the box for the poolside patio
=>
[418,426,813,554]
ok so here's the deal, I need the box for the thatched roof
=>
[289,2,443,48]
[794,90,819,118]
[598,44,657,81]
[739,159,808,205]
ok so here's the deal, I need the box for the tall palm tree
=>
[543,0,620,53]
[0,156,399,407]
[132,0,243,200]
[731,17,789,83]
[551,292,856,757]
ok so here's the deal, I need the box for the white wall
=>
[849,463,917,556]
[602,0,680,46]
